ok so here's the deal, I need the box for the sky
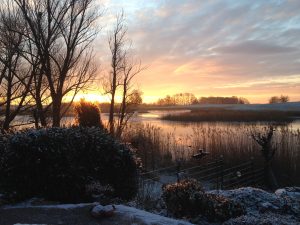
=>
[82,0,300,103]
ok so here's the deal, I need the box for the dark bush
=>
[0,127,137,202]
[74,99,103,128]
[162,179,205,217]
[197,193,245,222]
[162,179,245,222]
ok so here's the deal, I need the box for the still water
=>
[11,110,300,186]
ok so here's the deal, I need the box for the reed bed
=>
[162,109,300,122]
[123,122,300,186]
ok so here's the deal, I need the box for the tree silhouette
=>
[15,0,100,127]
[251,125,279,190]
[104,11,144,137]
[0,1,33,130]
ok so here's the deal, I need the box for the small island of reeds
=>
[162,108,300,122]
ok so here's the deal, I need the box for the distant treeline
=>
[198,96,250,104]
[156,93,249,106]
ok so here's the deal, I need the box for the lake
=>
[11,110,300,186]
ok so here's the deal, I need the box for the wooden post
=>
[176,160,181,182]
[250,157,255,186]
[137,169,144,200]
[220,155,224,190]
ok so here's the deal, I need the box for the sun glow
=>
[62,91,130,104]
[63,93,110,103]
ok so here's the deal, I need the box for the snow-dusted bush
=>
[0,127,137,202]
[0,133,9,188]
[162,179,205,217]
[162,179,245,222]
[214,187,300,225]
[198,193,245,222]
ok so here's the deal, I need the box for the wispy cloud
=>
[213,40,298,55]
[215,75,300,89]
[96,0,300,103]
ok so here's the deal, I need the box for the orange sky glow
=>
[67,0,300,104]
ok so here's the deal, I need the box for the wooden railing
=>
[139,156,265,192]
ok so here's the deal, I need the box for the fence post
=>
[251,157,255,186]
[220,155,224,190]
[176,160,181,182]
[137,169,144,200]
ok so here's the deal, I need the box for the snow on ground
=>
[209,187,280,215]
[14,224,46,225]
[1,187,299,225]
[209,187,300,215]
[1,202,193,225]
[224,212,299,225]
[3,201,98,210]
[113,204,192,225]
[210,187,300,225]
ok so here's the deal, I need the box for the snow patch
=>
[14,224,46,225]
[114,204,193,225]
[3,201,98,210]
[3,202,193,225]
[210,187,300,224]
[209,187,280,214]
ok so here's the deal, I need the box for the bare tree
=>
[269,96,280,104]
[0,1,34,130]
[251,125,279,190]
[279,95,289,103]
[14,0,100,127]
[269,95,289,104]
[104,11,144,137]
[23,32,50,128]
[116,56,144,138]
[105,11,127,135]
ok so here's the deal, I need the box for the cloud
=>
[96,0,300,102]
[215,74,300,89]
[213,40,298,55]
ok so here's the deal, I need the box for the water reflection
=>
[9,110,300,186]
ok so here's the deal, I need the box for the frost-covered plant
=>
[162,179,205,217]
[162,179,245,222]
[198,193,245,222]
[0,127,137,202]
[0,133,9,184]
[136,181,162,210]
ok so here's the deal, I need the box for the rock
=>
[90,204,116,218]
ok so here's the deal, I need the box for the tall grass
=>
[122,122,300,186]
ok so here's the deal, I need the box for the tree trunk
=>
[116,83,127,138]
[109,92,115,135]
[2,119,11,130]
[35,80,47,127]
[264,161,279,191]
[3,77,12,130]
[36,99,47,127]
[33,109,39,129]
[52,96,61,127]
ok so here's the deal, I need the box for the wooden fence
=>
[139,156,265,192]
